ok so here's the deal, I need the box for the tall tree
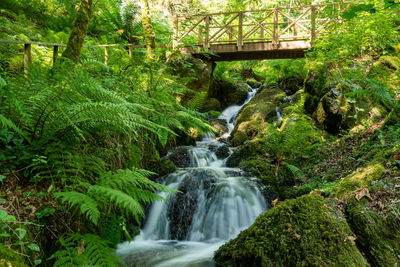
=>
[141,0,156,58]
[62,0,94,63]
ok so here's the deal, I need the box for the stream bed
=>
[117,85,268,266]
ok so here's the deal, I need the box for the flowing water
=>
[117,85,268,267]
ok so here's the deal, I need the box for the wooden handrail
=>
[174,2,353,51]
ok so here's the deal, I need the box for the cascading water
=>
[117,85,268,267]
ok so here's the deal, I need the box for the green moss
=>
[373,56,400,74]
[149,158,176,178]
[336,163,384,198]
[347,196,400,266]
[0,244,28,267]
[214,194,364,267]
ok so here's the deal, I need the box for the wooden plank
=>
[237,12,243,51]
[273,9,279,49]
[204,15,210,50]
[24,43,32,75]
[311,6,316,41]
[208,14,239,42]
[53,45,59,66]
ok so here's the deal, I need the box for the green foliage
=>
[50,233,124,267]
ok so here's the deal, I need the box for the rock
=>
[230,84,286,146]
[336,162,384,198]
[316,84,354,133]
[209,79,249,110]
[150,158,177,178]
[278,77,303,95]
[226,139,268,167]
[202,97,221,112]
[372,55,400,74]
[214,194,364,267]
[215,145,230,159]
[165,146,191,168]
[347,196,400,266]
[0,244,28,267]
[209,119,228,137]
[304,67,328,115]
[246,78,262,88]
[167,169,217,240]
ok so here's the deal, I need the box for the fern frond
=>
[0,114,30,142]
[54,191,100,225]
[284,163,306,182]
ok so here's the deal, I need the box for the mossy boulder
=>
[226,139,268,168]
[336,163,384,198]
[278,76,304,95]
[372,55,400,74]
[214,194,364,267]
[0,244,28,267]
[215,145,230,159]
[165,146,191,168]
[209,119,228,137]
[347,196,400,266]
[202,98,221,112]
[304,67,328,114]
[231,84,286,146]
[209,79,249,109]
[150,158,177,178]
[246,78,262,88]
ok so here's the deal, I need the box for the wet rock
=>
[209,79,249,110]
[165,146,191,168]
[202,98,221,112]
[230,84,286,146]
[209,119,228,137]
[215,145,230,159]
[304,68,328,115]
[246,78,262,88]
[278,77,303,95]
[214,194,364,267]
[148,158,177,179]
[167,170,217,240]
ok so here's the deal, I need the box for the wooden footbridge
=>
[173,2,347,61]
[0,2,349,69]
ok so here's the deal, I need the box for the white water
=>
[117,85,267,267]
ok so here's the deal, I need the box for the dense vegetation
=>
[0,0,399,266]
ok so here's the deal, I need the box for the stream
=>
[116,85,268,267]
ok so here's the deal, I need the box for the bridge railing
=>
[173,2,350,51]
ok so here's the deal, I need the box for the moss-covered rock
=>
[230,84,286,146]
[0,244,28,267]
[347,196,400,266]
[209,119,227,137]
[246,78,262,88]
[202,98,221,112]
[372,55,400,74]
[226,139,268,168]
[336,163,384,198]
[214,194,364,267]
[304,66,328,115]
[215,145,230,159]
[209,79,249,110]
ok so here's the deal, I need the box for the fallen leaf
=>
[353,188,371,201]
[271,198,279,207]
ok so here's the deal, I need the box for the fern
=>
[284,163,306,182]
[50,234,124,267]
[0,114,30,142]
[54,191,100,225]
[187,91,207,110]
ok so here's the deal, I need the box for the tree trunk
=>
[141,0,155,59]
[62,0,93,63]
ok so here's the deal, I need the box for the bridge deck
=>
[174,2,351,61]
[183,40,311,61]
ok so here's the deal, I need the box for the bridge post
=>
[24,43,32,76]
[273,9,279,49]
[237,12,243,51]
[104,47,108,65]
[311,6,316,42]
[204,15,210,50]
[173,17,178,49]
[53,45,59,66]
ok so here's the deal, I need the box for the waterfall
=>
[117,85,267,267]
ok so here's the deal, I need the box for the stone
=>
[209,79,249,110]
[165,146,191,168]
[209,119,228,137]
[214,194,364,267]
[202,98,221,112]
[215,145,230,159]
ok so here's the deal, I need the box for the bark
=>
[62,0,93,63]
[141,0,156,58]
